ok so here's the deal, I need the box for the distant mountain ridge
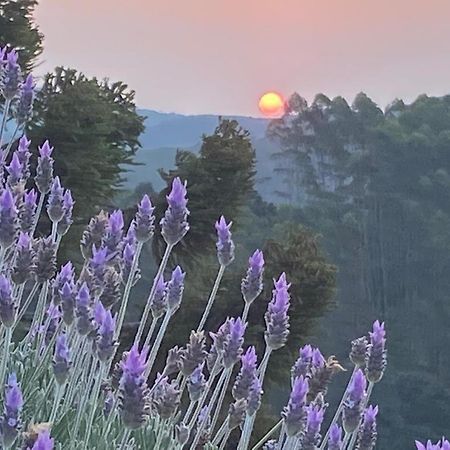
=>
[126,109,279,197]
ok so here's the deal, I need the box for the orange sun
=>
[258,91,285,117]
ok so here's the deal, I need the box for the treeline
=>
[267,92,450,447]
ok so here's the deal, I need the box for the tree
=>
[0,0,43,72]
[28,67,145,223]
[153,118,256,264]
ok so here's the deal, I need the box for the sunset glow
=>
[258,92,285,117]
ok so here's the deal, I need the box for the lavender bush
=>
[0,45,446,450]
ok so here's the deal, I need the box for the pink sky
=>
[35,0,450,116]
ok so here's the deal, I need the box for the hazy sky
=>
[35,0,450,116]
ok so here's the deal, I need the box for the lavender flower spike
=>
[327,424,343,450]
[35,141,54,195]
[57,189,74,236]
[31,430,54,450]
[187,363,207,402]
[75,282,93,336]
[215,215,235,266]
[53,334,71,385]
[47,177,65,223]
[166,266,185,313]
[302,405,325,450]
[1,49,21,101]
[60,282,76,326]
[356,405,378,450]
[160,177,189,245]
[96,307,117,362]
[366,320,387,383]
[17,135,32,177]
[241,249,264,304]
[264,272,290,350]
[415,441,443,450]
[149,275,167,319]
[0,275,16,327]
[12,232,35,285]
[119,345,150,429]
[246,375,263,416]
[233,346,257,401]
[223,317,246,368]
[15,73,35,125]
[292,344,313,380]
[20,189,38,234]
[6,153,23,186]
[343,369,367,433]
[0,373,23,447]
[133,194,155,243]
[282,375,309,437]
[0,188,18,249]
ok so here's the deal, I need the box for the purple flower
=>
[133,194,155,243]
[1,49,21,100]
[99,267,121,309]
[121,242,136,282]
[187,363,206,402]
[327,424,343,450]
[0,275,16,327]
[350,336,368,368]
[35,141,54,195]
[6,153,23,186]
[282,375,309,437]
[415,441,443,450]
[233,346,257,401]
[57,189,74,236]
[180,331,207,377]
[160,177,189,245]
[215,216,235,266]
[19,189,37,234]
[356,405,378,450]
[53,334,71,385]
[80,211,109,260]
[31,430,54,450]
[15,73,35,125]
[47,177,65,223]
[366,320,387,383]
[302,405,325,450]
[343,369,367,433]
[228,398,247,430]
[292,344,313,381]
[60,281,76,326]
[207,318,231,372]
[241,249,264,304]
[166,266,185,312]
[34,237,57,283]
[44,304,61,346]
[0,188,18,249]
[153,377,181,420]
[223,317,246,368]
[150,275,167,319]
[75,282,93,336]
[0,373,23,447]
[16,135,32,178]
[264,273,290,350]
[95,306,117,362]
[163,346,183,376]
[12,232,35,285]
[52,262,75,304]
[119,345,150,429]
[246,375,263,416]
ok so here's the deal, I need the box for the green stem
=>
[242,302,251,323]
[210,369,233,432]
[144,309,171,378]
[83,363,105,448]
[251,419,282,450]
[115,242,143,340]
[33,281,50,364]
[218,429,231,450]
[2,123,20,162]
[14,282,39,330]
[134,243,173,345]
[119,429,131,449]
[49,383,65,423]
[196,264,225,332]
[319,365,358,450]
[189,368,228,449]
[0,327,12,387]
[0,99,11,149]
[30,193,45,238]
[142,316,159,350]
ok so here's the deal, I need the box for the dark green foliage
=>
[29,67,145,223]
[269,92,450,448]
[0,0,43,72]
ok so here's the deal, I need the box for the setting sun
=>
[258,91,285,117]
